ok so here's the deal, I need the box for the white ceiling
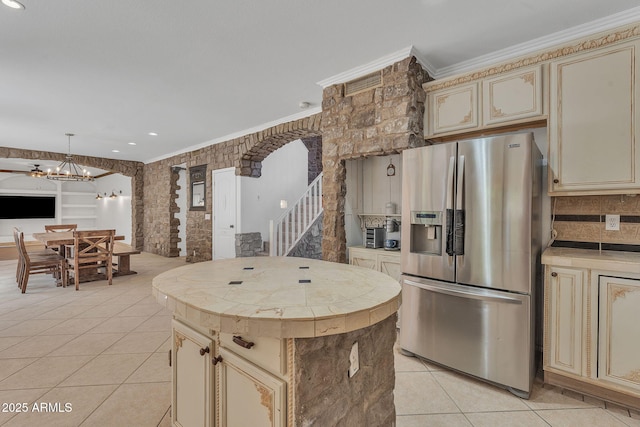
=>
[1,0,640,172]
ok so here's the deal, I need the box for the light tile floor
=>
[0,253,638,426]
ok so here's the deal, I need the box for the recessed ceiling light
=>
[2,0,25,9]
[112,149,120,153]
[128,142,136,146]
[148,132,158,136]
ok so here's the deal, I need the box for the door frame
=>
[212,167,241,260]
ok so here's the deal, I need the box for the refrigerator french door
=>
[399,133,541,398]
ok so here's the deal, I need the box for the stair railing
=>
[269,173,323,256]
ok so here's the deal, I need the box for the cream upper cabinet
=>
[172,319,215,427]
[544,266,586,377]
[427,82,479,135]
[598,275,640,392]
[482,65,543,126]
[548,40,640,194]
[424,65,544,137]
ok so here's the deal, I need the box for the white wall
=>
[95,174,132,244]
[240,139,309,241]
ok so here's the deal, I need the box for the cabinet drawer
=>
[219,332,286,376]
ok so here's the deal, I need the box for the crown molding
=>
[432,6,640,79]
[144,106,322,164]
[316,46,415,88]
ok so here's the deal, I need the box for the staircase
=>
[269,173,323,256]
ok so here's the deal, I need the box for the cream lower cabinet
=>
[348,247,401,281]
[172,320,215,427]
[598,276,640,393]
[545,266,586,377]
[543,263,640,409]
[171,321,288,427]
[548,40,640,194]
[218,347,286,427]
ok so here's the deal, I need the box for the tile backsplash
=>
[552,195,640,251]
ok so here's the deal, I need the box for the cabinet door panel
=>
[172,320,214,427]
[428,83,479,135]
[598,276,640,391]
[219,348,286,427]
[378,254,401,282]
[546,267,585,376]
[349,248,377,270]
[549,41,640,193]
[483,65,543,125]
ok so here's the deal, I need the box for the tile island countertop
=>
[152,256,401,339]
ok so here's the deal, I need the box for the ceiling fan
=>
[29,164,45,178]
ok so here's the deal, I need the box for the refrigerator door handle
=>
[445,156,455,256]
[404,278,524,305]
[454,155,465,255]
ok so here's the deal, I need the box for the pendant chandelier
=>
[46,133,94,182]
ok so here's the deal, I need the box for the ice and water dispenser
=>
[410,211,442,255]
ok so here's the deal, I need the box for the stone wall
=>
[0,146,145,250]
[301,136,323,185]
[321,57,430,262]
[293,314,397,427]
[143,114,322,261]
[288,213,323,259]
[235,232,263,257]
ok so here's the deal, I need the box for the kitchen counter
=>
[152,256,401,338]
[153,256,401,426]
[541,247,640,273]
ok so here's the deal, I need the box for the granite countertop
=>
[542,247,640,274]
[152,256,401,339]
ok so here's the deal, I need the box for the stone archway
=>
[235,114,322,177]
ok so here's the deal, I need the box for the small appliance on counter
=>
[384,239,399,250]
[365,228,385,249]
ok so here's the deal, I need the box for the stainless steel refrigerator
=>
[399,133,541,398]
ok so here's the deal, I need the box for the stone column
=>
[320,57,429,263]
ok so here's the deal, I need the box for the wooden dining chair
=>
[15,230,66,293]
[44,224,78,252]
[66,229,115,290]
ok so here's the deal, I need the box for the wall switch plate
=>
[606,214,620,231]
[205,213,211,220]
[348,342,359,378]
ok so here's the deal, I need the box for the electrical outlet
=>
[606,214,620,231]
[348,342,359,378]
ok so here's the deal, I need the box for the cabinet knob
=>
[232,336,255,349]
[199,346,210,356]
[212,355,223,366]
[553,179,559,184]
[551,272,558,277]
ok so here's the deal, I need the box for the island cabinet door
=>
[172,320,215,427]
[598,276,640,393]
[218,347,286,427]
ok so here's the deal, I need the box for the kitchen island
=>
[152,256,401,427]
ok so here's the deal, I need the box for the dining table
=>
[32,231,128,283]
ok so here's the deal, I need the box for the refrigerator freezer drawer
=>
[399,275,534,395]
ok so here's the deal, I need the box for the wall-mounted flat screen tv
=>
[0,195,56,219]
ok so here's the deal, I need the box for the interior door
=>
[213,168,237,260]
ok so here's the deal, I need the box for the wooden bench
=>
[112,242,141,276]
